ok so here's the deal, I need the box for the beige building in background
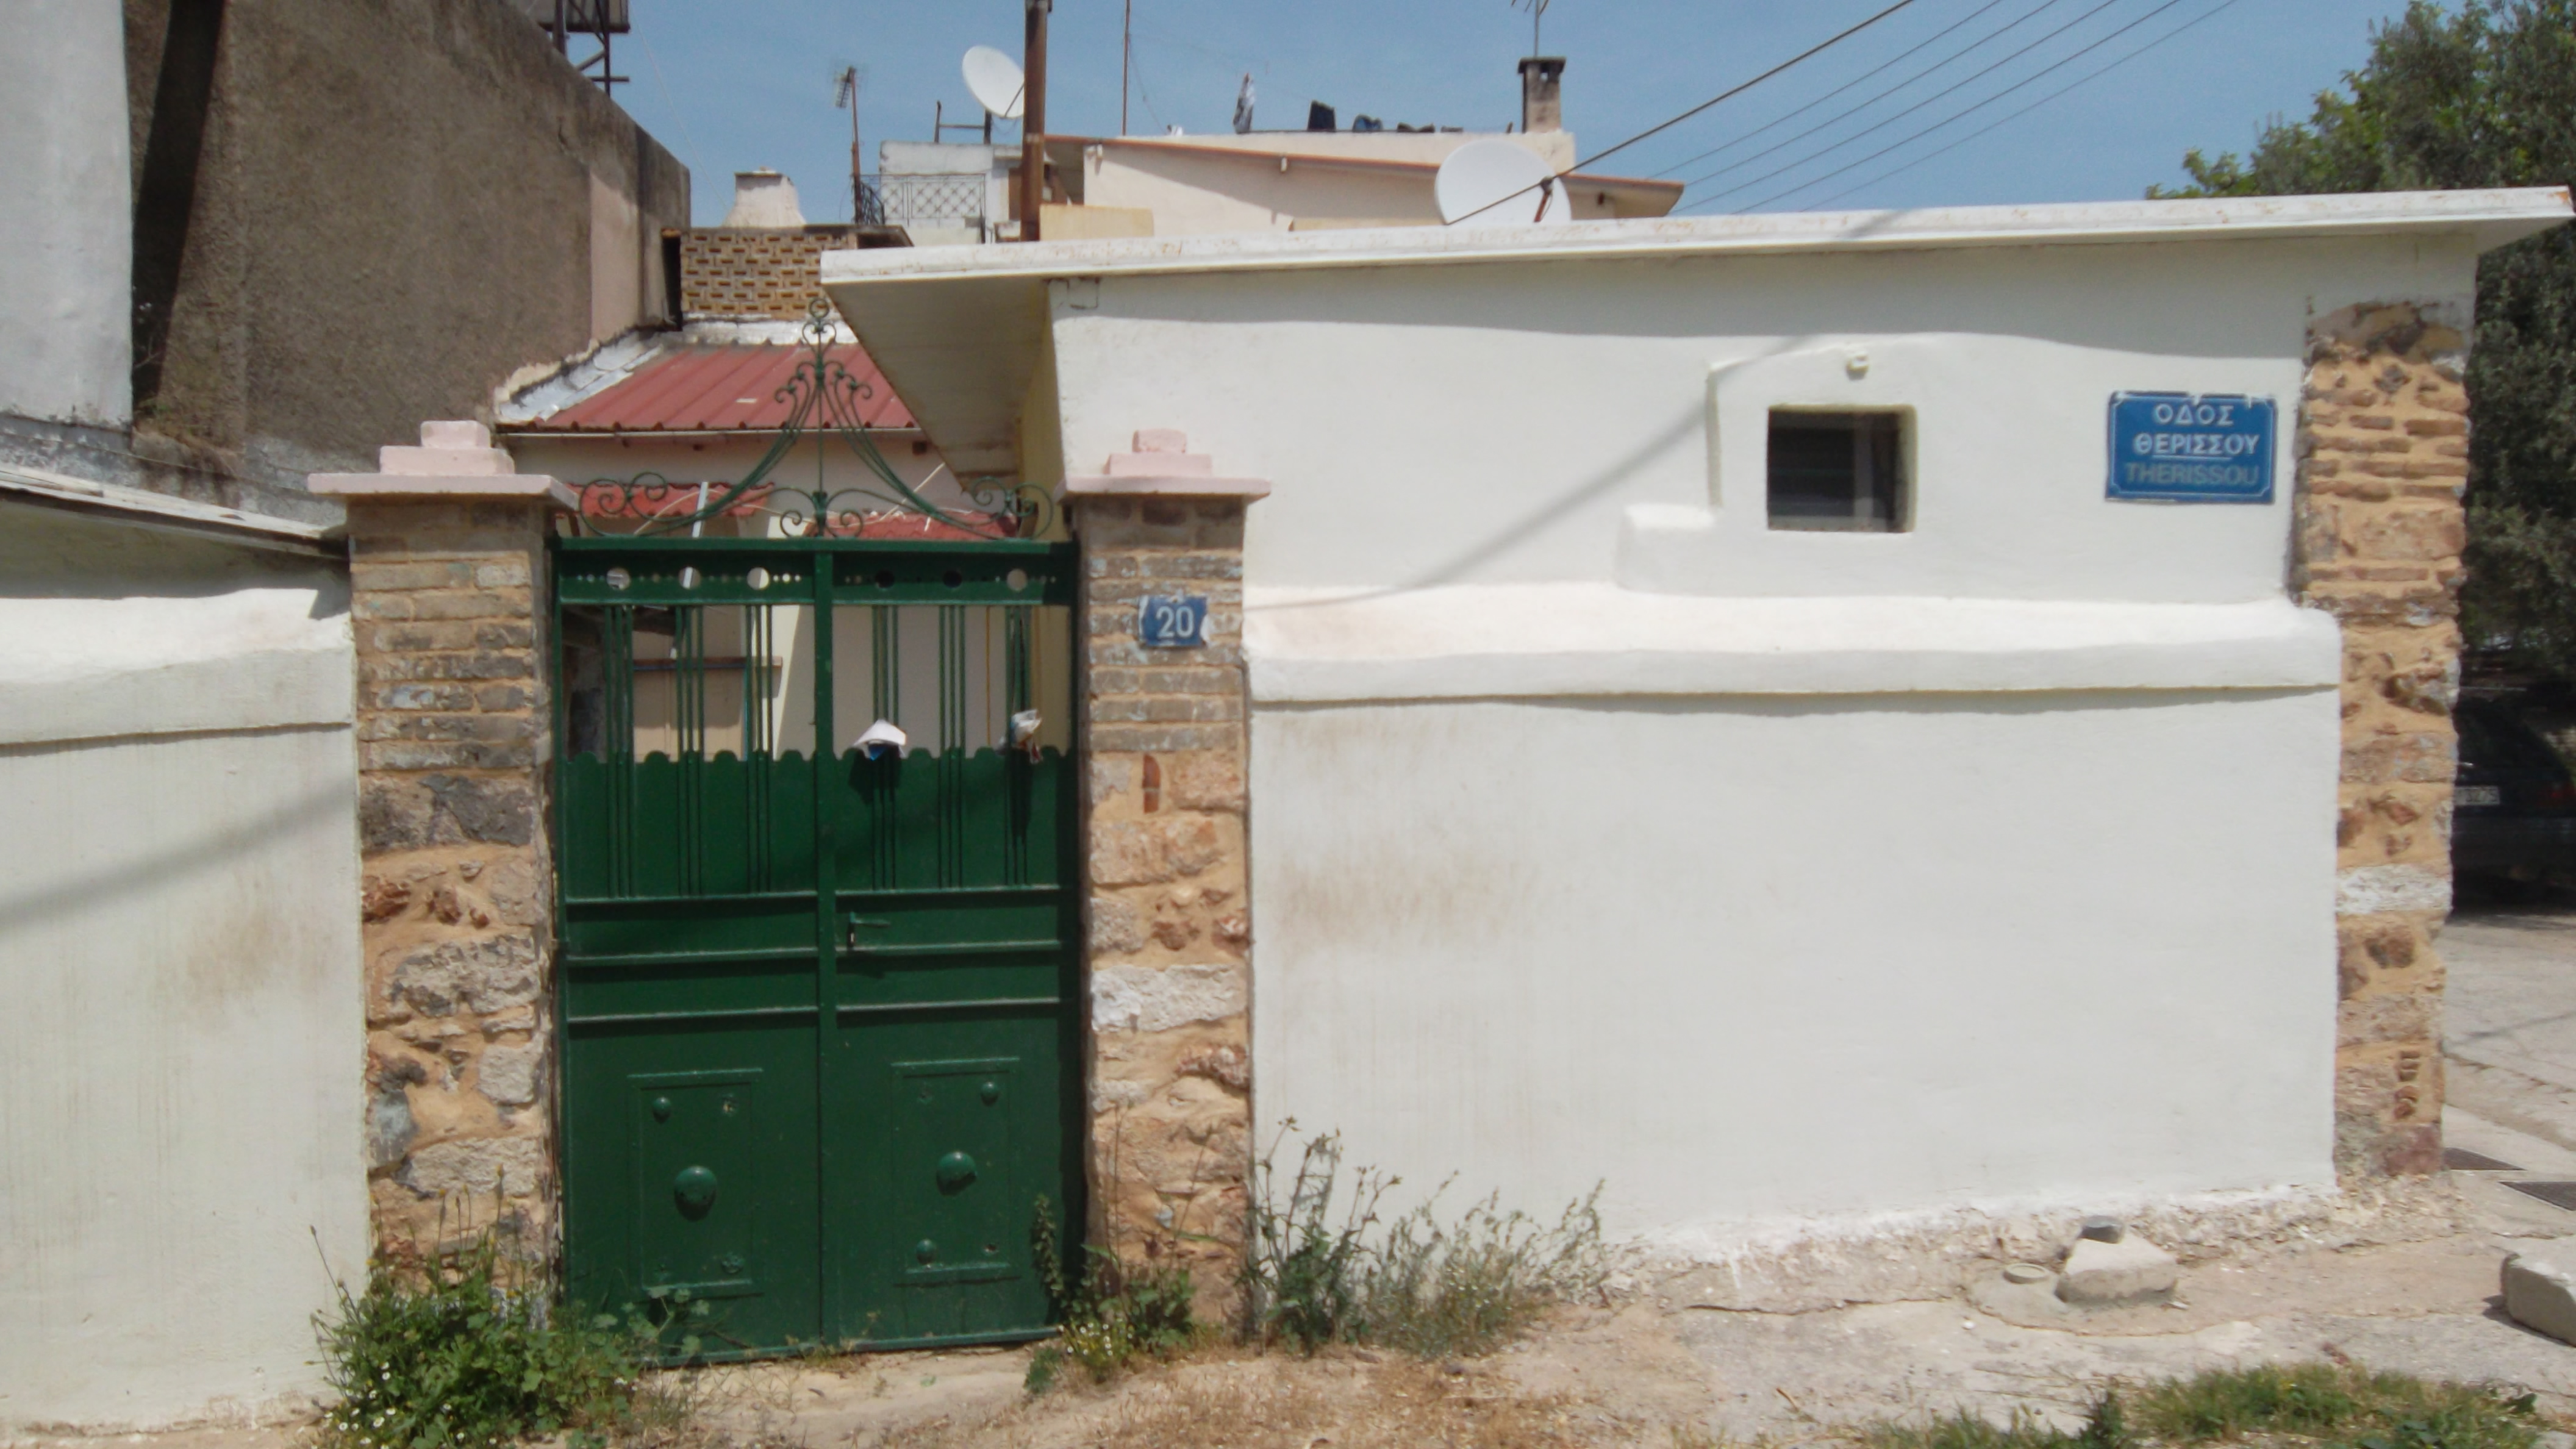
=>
[874,57,1681,243]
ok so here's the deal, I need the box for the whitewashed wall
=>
[0,506,365,1427]
[0,0,131,428]
[1034,226,2490,1239]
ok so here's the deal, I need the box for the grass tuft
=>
[1858,1366,2544,1449]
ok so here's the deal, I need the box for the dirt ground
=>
[642,1225,2576,1448]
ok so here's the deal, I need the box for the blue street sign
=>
[2106,392,2276,503]
[1137,595,1211,648]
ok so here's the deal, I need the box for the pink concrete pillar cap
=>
[309,420,579,510]
[1064,429,1270,501]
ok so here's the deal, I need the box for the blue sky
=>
[607,0,2408,227]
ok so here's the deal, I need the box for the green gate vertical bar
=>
[1004,605,1032,887]
[937,604,967,888]
[868,606,900,891]
[809,560,839,1337]
[676,606,704,895]
[606,604,635,897]
[744,603,773,891]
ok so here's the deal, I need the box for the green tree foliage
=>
[2153,2,2576,671]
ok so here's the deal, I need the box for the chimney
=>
[722,170,807,229]
[1518,57,1565,134]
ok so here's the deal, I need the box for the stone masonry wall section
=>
[1074,495,1254,1300]
[2296,301,2470,1179]
[349,500,559,1253]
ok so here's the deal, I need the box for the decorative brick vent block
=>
[1067,432,1268,1304]
[314,424,575,1256]
[682,229,864,321]
[2296,302,2469,1179]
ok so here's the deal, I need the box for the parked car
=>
[2452,699,2576,896]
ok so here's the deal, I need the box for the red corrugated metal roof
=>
[534,344,915,432]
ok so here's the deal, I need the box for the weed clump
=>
[1237,1125,1606,1359]
[1026,1194,1200,1390]
[315,1233,648,1449]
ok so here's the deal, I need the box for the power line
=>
[1446,0,1925,225]
[1730,0,2203,211]
[1686,0,2124,210]
[1805,0,2252,209]
[1650,0,2019,182]
[1661,0,2053,190]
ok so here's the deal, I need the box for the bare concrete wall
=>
[120,0,687,493]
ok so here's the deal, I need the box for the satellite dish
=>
[962,46,1026,120]
[1434,138,1570,225]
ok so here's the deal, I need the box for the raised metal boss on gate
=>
[2106,392,2276,504]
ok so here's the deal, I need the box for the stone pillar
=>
[2294,303,2471,1179]
[1065,431,1268,1298]
[311,422,577,1255]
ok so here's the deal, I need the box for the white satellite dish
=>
[1434,138,1570,225]
[962,46,1026,121]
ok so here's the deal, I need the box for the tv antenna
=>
[1512,0,1552,57]
[834,65,879,225]
[1436,138,1570,224]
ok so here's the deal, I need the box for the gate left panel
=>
[557,548,826,1356]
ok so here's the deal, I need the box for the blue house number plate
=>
[1137,595,1212,648]
[2106,392,2276,503]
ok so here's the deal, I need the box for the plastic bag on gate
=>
[853,719,907,759]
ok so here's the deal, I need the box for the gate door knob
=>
[936,1150,978,1193]
[673,1164,719,1216]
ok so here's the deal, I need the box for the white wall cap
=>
[826,188,2572,290]
[1243,584,2341,700]
[307,473,579,511]
[0,590,353,746]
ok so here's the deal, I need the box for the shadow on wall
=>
[1097,243,2299,359]
[0,758,351,939]
[1250,335,1821,603]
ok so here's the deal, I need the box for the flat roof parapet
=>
[822,188,2572,288]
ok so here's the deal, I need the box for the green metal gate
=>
[551,309,1079,1358]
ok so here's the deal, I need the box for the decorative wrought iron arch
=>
[574,298,1053,541]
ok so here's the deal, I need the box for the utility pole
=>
[1121,0,1132,137]
[1021,0,1049,241]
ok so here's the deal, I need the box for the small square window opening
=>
[1767,410,1907,532]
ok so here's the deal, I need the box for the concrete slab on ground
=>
[2444,905,2576,1153]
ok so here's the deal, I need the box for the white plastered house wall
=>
[1075,131,1673,236]
[823,191,2571,1248]
[0,474,367,1428]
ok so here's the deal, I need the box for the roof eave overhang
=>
[820,187,2572,484]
